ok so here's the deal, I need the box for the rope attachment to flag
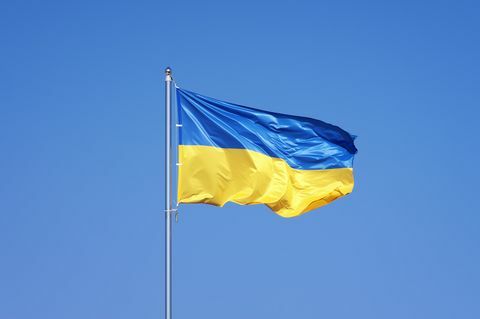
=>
[167,74,181,222]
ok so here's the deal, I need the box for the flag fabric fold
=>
[176,88,357,218]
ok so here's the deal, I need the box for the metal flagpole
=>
[164,66,173,319]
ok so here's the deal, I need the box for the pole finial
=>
[165,67,172,76]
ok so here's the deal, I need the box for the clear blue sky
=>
[1,0,479,318]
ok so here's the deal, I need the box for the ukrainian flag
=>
[176,88,357,218]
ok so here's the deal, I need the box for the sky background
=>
[1,0,480,318]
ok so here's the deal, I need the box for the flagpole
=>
[164,66,173,319]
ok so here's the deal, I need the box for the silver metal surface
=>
[164,66,172,319]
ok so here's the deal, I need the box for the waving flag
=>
[176,88,357,217]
